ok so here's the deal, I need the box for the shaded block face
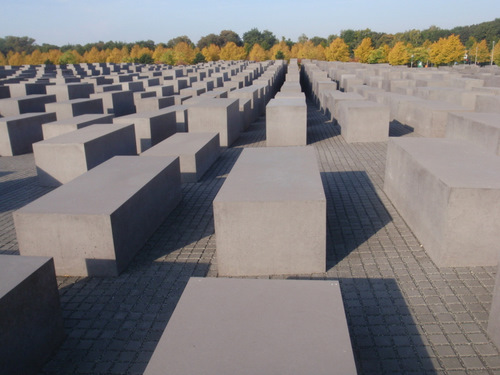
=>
[91,91,135,117]
[144,278,357,375]
[0,255,64,375]
[383,138,500,267]
[187,98,241,147]
[14,156,181,276]
[45,98,104,120]
[337,101,390,143]
[46,83,95,101]
[266,97,307,147]
[141,132,220,183]
[42,113,114,139]
[213,147,326,276]
[34,123,137,186]
[0,94,57,116]
[0,112,57,156]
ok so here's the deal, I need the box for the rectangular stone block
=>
[0,112,57,156]
[14,155,181,276]
[45,98,104,121]
[113,109,176,152]
[488,267,500,348]
[42,113,114,139]
[337,100,390,143]
[0,255,65,375]
[135,96,174,113]
[384,137,500,267]
[187,98,241,147]
[0,94,56,116]
[90,90,135,117]
[34,123,137,186]
[142,132,220,182]
[325,91,365,121]
[46,82,95,101]
[213,146,326,276]
[144,277,356,375]
[266,97,307,147]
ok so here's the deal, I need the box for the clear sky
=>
[1,0,499,46]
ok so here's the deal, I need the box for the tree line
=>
[1,19,500,66]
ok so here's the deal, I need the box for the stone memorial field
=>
[1,58,500,374]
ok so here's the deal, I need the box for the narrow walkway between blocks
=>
[0,98,499,375]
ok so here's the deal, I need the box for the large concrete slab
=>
[0,112,57,156]
[45,98,104,121]
[34,123,137,186]
[187,98,241,147]
[0,255,64,375]
[42,113,114,139]
[0,94,56,116]
[142,132,220,182]
[337,100,390,143]
[213,146,326,276]
[144,277,357,375]
[266,97,307,146]
[384,137,500,267]
[14,156,181,276]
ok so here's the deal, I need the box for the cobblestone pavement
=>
[1,100,499,375]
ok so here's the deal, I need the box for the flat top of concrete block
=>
[214,146,325,203]
[142,132,219,157]
[16,155,177,215]
[338,100,388,109]
[0,112,55,123]
[448,111,500,128]
[48,113,114,126]
[0,255,52,299]
[267,97,306,107]
[389,138,500,188]
[0,94,51,100]
[189,97,238,108]
[144,277,357,375]
[327,91,364,100]
[35,123,133,145]
[46,98,101,105]
[414,100,469,111]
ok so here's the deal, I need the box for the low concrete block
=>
[42,113,114,139]
[187,98,241,147]
[135,96,175,113]
[90,91,135,117]
[144,277,356,375]
[337,100,389,143]
[46,82,95,101]
[142,132,220,182]
[0,94,56,116]
[266,97,307,147]
[0,255,65,375]
[384,137,500,267]
[45,98,104,121]
[14,156,181,276]
[0,112,57,156]
[213,146,326,276]
[34,123,137,186]
[113,109,176,153]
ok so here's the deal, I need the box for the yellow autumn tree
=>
[354,38,374,63]
[107,47,125,63]
[295,40,325,60]
[219,42,247,60]
[248,43,267,61]
[83,47,105,63]
[429,38,446,65]
[388,42,410,65]
[269,41,291,60]
[44,49,63,64]
[152,45,167,62]
[470,39,490,64]
[202,44,221,61]
[325,38,350,61]
[8,52,25,66]
[430,35,465,66]
[0,52,7,65]
[26,49,45,65]
[173,42,195,65]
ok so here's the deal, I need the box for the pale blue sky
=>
[1,0,499,46]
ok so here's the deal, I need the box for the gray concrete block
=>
[384,137,500,267]
[90,90,135,117]
[475,95,500,113]
[446,112,500,156]
[187,98,241,147]
[337,100,389,143]
[0,255,65,375]
[0,112,57,156]
[144,277,356,375]
[142,132,220,182]
[45,98,104,121]
[326,91,365,121]
[14,155,181,276]
[42,113,114,139]
[46,82,95,101]
[34,123,137,186]
[113,109,176,152]
[488,268,500,348]
[0,94,57,116]
[213,146,326,276]
[135,96,175,113]
[266,97,307,147]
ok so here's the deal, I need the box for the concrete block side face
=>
[0,257,64,375]
[226,99,242,146]
[193,134,220,181]
[0,122,14,156]
[84,125,137,170]
[488,270,500,348]
[149,112,176,149]
[383,140,449,265]
[110,158,181,273]
[34,143,88,186]
[340,105,390,143]
[112,91,135,117]
[442,188,500,267]
[14,212,116,276]
[214,200,326,276]
[266,104,307,146]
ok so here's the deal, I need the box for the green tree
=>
[275,50,285,59]
[197,33,223,49]
[137,53,154,64]
[193,52,206,64]
[219,30,242,46]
